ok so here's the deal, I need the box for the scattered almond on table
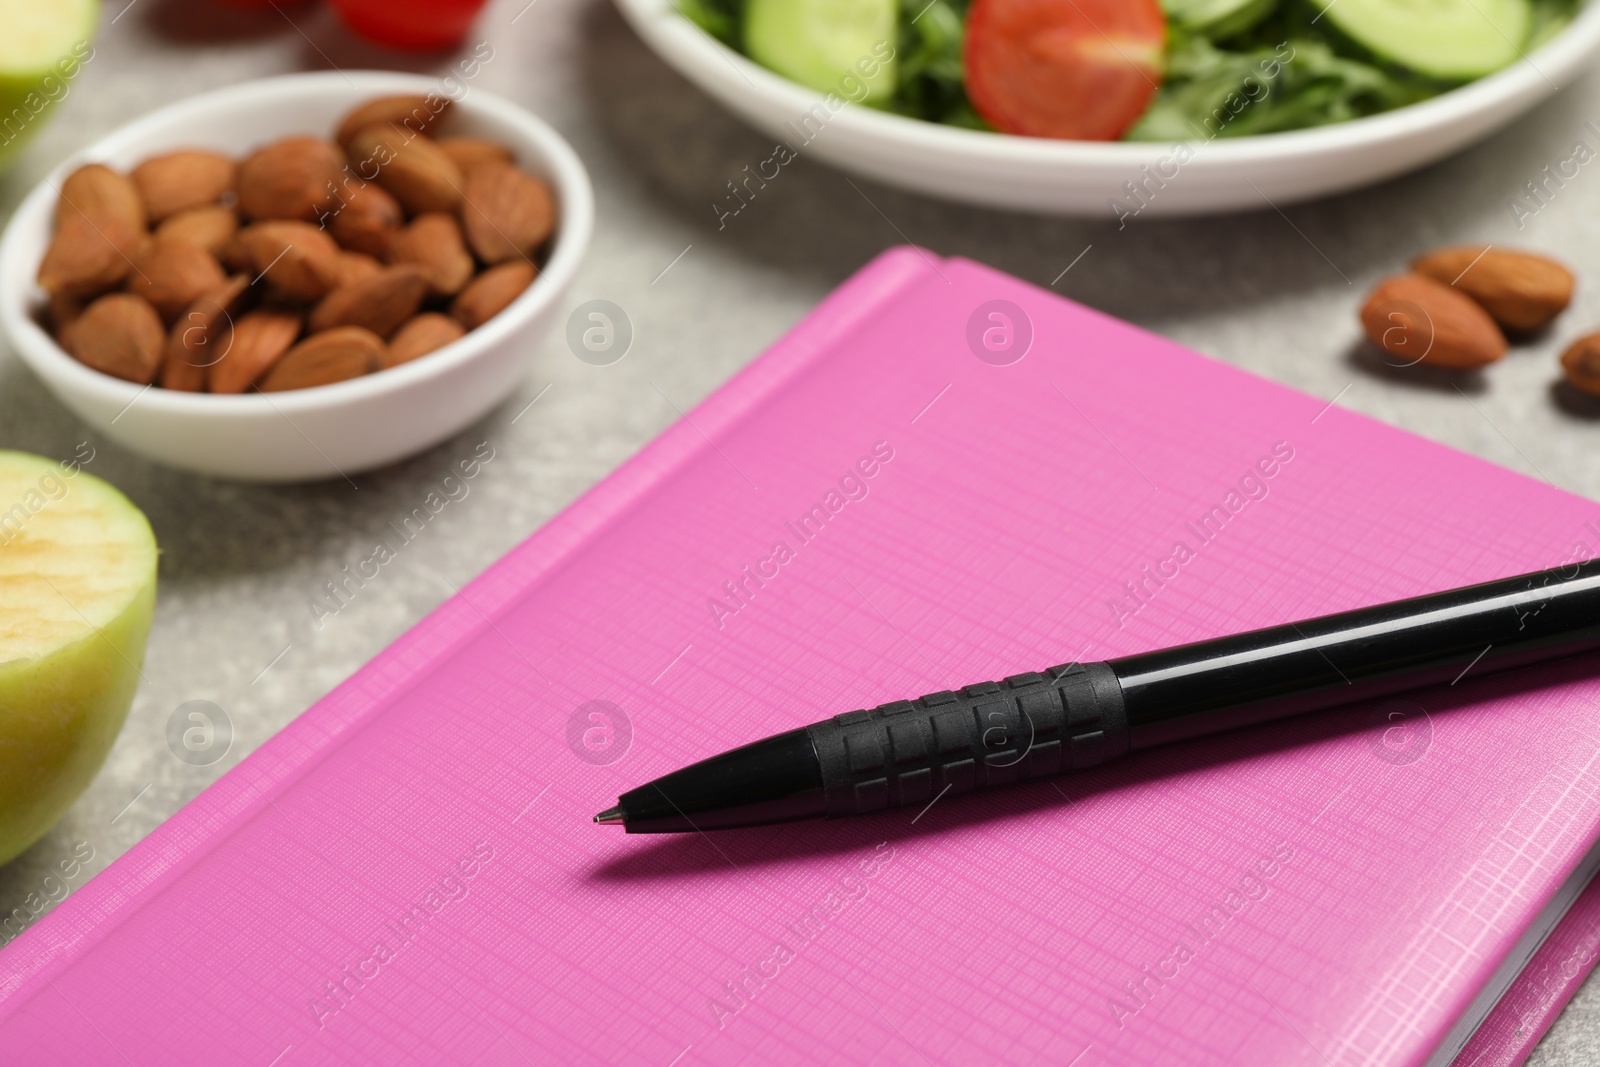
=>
[1410,247,1574,334]
[1355,245,1600,398]
[1360,273,1508,370]
[34,94,556,393]
[1561,333,1600,397]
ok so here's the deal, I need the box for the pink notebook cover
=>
[5,248,1600,1065]
[1460,874,1600,1065]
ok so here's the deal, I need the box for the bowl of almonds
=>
[0,71,593,482]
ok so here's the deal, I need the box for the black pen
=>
[595,559,1600,833]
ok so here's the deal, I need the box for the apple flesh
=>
[0,0,100,174]
[0,450,156,866]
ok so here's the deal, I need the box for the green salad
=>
[678,0,1583,142]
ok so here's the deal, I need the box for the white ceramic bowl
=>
[614,0,1600,216]
[0,71,593,482]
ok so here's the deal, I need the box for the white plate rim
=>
[614,0,1600,166]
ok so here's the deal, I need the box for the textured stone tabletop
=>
[4,0,1600,1061]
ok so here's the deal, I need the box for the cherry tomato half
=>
[328,0,490,51]
[964,0,1166,141]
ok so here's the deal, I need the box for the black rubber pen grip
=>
[806,662,1127,817]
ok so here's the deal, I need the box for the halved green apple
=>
[0,0,100,174]
[0,450,156,866]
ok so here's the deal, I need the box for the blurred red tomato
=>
[328,0,489,50]
[965,0,1165,140]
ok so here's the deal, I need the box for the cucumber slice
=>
[1321,0,1531,80]
[0,450,156,865]
[0,0,99,171]
[744,0,899,107]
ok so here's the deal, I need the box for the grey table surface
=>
[4,0,1600,1061]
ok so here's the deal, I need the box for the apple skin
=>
[0,582,153,865]
[0,1,100,175]
[0,454,155,868]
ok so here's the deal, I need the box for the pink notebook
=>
[5,248,1600,1066]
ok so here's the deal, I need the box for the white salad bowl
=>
[613,0,1600,217]
[0,71,593,482]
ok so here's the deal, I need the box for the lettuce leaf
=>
[1129,0,1581,141]
[675,0,743,47]
[891,0,984,126]
[1126,35,1437,141]
[678,0,1584,141]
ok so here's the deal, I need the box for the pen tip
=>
[594,805,625,826]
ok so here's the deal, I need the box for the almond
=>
[347,124,462,215]
[237,136,343,221]
[328,179,403,258]
[385,312,466,368]
[238,221,344,301]
[131,150,237,222]
[210,309,304,394]
[54,163,147,229]
[39,165,147,298]
[309,264,428,338]
[47,292,85,354]
[126,240,227,322]
[72,293,166,384]
[1360,274,1507,370]
[452,260,536,329]
[39,223,139,300]
[1561,333,1600,397]
[258,326,382,392]
[387,212,474,296]
[155,204,239,255]
[459,161,554,265]
[160,352,206,393]
[1411,245,1574,333]
[337,251,382,288]
[217,231,253,274]
[437,136,513,174]
[164,274,251,391]
[335,95,451,149]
